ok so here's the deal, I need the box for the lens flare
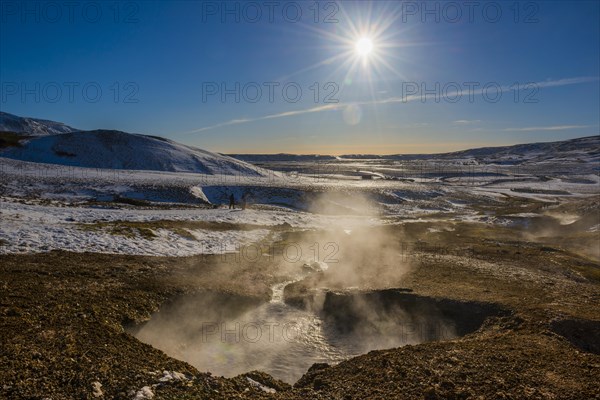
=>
[356,37,374,57]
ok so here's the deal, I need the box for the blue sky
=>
[1,0,598,154]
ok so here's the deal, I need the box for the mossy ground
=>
[1,219,598,399]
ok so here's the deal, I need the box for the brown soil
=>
[1,222,599,399]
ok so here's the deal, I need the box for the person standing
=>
[229,193,235,209]
[241,192,247,210]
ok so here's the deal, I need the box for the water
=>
[133,280,350,383]
[131,281,458,384]
[232,281,349,382]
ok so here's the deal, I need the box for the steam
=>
[129,200,457,384]
[518,205,600,261]
[129,190,597,383]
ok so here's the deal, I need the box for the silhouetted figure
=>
[229,194,235,209]
[241,192,247,210]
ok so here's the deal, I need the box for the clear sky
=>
[1,0,598,154]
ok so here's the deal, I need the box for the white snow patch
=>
[132,386,154,400]
[158,370,188,382]
[0,200,378,256]
[190,186,210,203]
[246,377,276,393]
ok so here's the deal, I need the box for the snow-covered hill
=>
[442,136,600,164]
[336,136,600,165]
[229,136,599,166]
[0,112,77,136]
[1,129,270,176]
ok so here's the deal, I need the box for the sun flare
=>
[277,2,407,97]
[355,37,374,57]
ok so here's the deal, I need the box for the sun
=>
[355,37,374,57]
[276,2,407,90]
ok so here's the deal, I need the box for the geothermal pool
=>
[130,282,501,383]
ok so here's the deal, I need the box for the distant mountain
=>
[0,112,77,136]
[443,136,600,164]
[0,113,271,176]
[228,136,599,165]
[229,153,337,162]
[337,136,600,164]
[2,112,596,174]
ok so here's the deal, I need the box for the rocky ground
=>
[1,216,599,399]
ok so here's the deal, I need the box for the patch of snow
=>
[189,186,210,203]
[246,377,276,394]
[158,370,188,382]
[0,200,380,256]
[503,213,540,218]
[132,386,154,400]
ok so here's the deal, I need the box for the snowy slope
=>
[0,111,77,136]
[442,136,600,164]
[1,129,271,176]
[333,136,600,164]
